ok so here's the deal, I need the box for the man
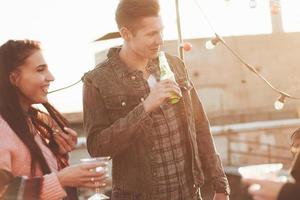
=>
[83,0,230,199]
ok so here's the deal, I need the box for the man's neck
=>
[119,45,150,78]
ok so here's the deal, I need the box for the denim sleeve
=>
[83,79,153,158]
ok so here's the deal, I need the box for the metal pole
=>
[227,134,232,166]
[175,0,184,60]
[268,144,271,163]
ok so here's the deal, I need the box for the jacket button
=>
[140,97,145,102]
[131,76,136,81]
[121,101,126,107]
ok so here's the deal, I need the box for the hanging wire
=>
[216,34,300,100]
[48,78,82,94]
[192,0,218,34]
[192,0,300,102]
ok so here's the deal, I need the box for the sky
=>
[0,0,299,113]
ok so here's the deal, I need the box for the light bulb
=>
[205,40,215,49]
[274,100,284,110]
[270,0,281,15]
[271,3,281,15]
[205,36,221,50]
[181,42,193,51]
[274,94,286,110]
[249,0,257,8]
[224,0,230,6]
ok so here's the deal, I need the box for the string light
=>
[48,79,82,94]
[181,42,193,51]
[224,0,231,7]
[274,94,286,110]
[192,0,300,110]
[270,0,281,15]
[249,0,257,8]
[205,36,222,49]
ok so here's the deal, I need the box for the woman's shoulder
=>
[0,115,17,141]
[0,115,11,131]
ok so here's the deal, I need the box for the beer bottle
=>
[158,51,180,104]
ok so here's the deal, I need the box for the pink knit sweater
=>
[0,115,67,199]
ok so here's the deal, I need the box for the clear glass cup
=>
[80,157,110,200]
[239,163,288,193]
[238,163,283,180]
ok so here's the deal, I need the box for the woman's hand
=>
[57,162,109,188]
[53,127,77,154]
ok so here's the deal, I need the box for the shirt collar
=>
[108,46,160,80]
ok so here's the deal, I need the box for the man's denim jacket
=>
[83,47,230,195]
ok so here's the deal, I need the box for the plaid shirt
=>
[150,107,198,200]
[120,60,198,199]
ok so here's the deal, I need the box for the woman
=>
[244,128,300,200]
[0,40,107,199]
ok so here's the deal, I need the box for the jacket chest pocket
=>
[103,95,140,120]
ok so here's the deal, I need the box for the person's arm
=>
[0,117,67,199]
[0,150,66,200]
[41,162,108,199]
[173,57,230,196]
[40,173,66,199]
[191,87,230,195]
[0,172,43,200]
[277,182,300,200]
[83,78,153,157]
[1,161,108,200]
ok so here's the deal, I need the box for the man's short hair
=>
[115,0,160,30]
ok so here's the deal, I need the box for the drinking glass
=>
[238,163,283,180]
[239,163,288,193]
[80,157,110,200]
